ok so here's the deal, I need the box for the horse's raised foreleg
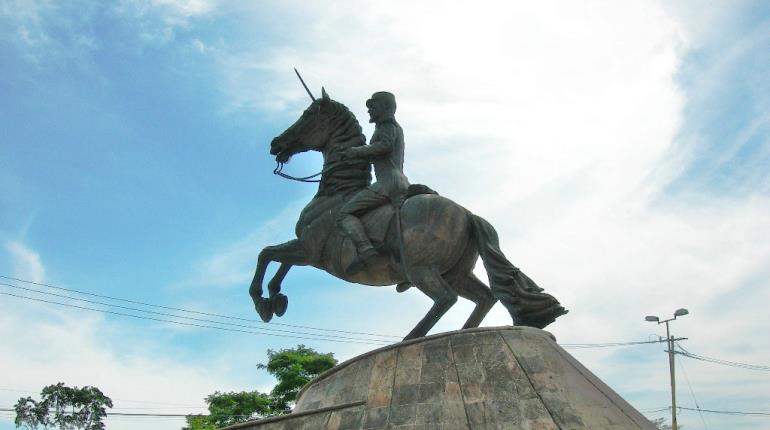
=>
[455,274,497,329]
[248,239,308,322]
[404,266,458,340]
[267,263,292,317]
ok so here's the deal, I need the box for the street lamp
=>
[646,308,689,430]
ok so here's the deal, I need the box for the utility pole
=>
[646,308,689,430]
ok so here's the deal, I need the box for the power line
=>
[0,388,204,408]
[0,275,401,339]
[0,275,693,349]
[641,406,770,418]
[1,405,206,411]
[676,352,709,430]
[675,343,770,372]
[678,406,770,417]
[640,406,671,413]
[561,339,669,348]
[0,407,262,419]
[0,291,389,346]
[0,282,390,344]
[0,408,201,418]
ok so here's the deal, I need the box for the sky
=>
[1,0,769,429]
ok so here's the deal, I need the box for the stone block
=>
[363,406,389,429]
[389,404,417,426]
[392,384,419,406]
[222,326,657,430]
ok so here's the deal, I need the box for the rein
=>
[273,161,322,183]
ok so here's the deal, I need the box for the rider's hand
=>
[341,147,357,159]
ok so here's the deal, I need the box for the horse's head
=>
[271,88,347,163]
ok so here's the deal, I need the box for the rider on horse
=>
[253,83,567,337]
[338,91,410,275]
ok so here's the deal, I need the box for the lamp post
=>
[645,308,689,430]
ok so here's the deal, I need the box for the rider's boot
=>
[340,216,379,275]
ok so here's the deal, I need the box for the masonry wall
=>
[223,326,656,430]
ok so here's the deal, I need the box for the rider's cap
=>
[366,91,396,113]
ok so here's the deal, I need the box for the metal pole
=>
[666,320,677,429]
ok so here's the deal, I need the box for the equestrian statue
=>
[249,73,567,340]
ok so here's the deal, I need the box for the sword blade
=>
[294,68,316,102]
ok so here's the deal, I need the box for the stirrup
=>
[344,247,378,276]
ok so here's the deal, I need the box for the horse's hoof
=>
[256,298,274,322]
[273,293,288,317]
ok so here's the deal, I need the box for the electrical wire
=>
[639,406,671,413]
[0,275,401,339]
[0,282,390,344]
[677,406,770,417]
[675,346,709,430]
[0,407,261,419]
[0,408,201,418]
[0,291,389,346]
[674,343,770,372]
[0,388,204,408]
[560,339,666,348]
[0,275,693,349]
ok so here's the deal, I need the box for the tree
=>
[257,345,337,413]
[183,391,273,430]
[14,383,113,430]
[651,417,683,430]
[184,345,337,430]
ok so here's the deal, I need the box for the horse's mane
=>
[317,101,371,197]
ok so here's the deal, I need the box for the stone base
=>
[224,326,656,429]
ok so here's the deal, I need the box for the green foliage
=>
[184,345,337,429]
[650,417,682,429]
[257,345,337,413]
[14,383,113,430]
[183,391,273,430]
[182,415,217,430]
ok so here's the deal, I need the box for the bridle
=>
[273,160,322,183]
[270,68,325,184]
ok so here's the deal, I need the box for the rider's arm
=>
[349,123,396,158]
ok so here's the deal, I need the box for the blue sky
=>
[1,1,769,429]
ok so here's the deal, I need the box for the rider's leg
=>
[337,189,389,273]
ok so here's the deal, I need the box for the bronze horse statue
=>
[249,89,567,340]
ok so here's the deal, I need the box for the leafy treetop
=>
[183,345,337,430]
[257,344,337,413]
[14,383,113,430]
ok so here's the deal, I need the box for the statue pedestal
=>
[225,326,656,429]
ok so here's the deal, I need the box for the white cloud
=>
[5,1,767,428]
[5,240,46,283]
[178,199,305,289]
[115,0,217,45]
[211,0,694,328]
[0,243,256,430]
[0,0,57,64]
[0,300,220,430]
[0,0,102,68]
[198,1,770,426]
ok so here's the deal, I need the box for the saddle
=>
[361,184,438,248]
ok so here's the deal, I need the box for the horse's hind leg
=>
[455,274,497,329]
[404,266,458,341]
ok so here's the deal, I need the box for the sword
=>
[294,68,316,102]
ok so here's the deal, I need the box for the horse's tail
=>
[468,213,568,328]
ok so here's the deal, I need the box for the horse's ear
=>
[321,87,330,104]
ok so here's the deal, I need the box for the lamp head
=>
[674,308,689,317]
[645,316,660,322]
